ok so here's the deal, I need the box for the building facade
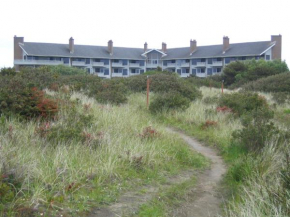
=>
[14,35,282,78]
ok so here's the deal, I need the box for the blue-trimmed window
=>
[86,59,90,64]
[64,58,69,64]
[104,69,109,75]
[192,69,196,75]
[163,60,167,66]
[103,59,109,65]
[140,60,145,66]
[123,60,128,65]
[123,69,128,75]
[225,58,231,64]
[191,59,198,65]
[207,68,212,75]
[197,68,206,73]
[266,55,270,60]
[208,58,212,64]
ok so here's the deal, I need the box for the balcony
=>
[196,73,207,78]
[129,62,140,67]
[212,61,223,66]
[112,73,124,77]
[112,62,124,67]
[166,63,176,68]
[181,62,190,67]
[196,62,206,67]
[72,61,86,66]
[14,59,63,65]
[92,62,105,67]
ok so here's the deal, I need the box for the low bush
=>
[149,92,190,113]
[88,79,128,105]
[232,107,277,152]
[271,92,290,104]
[0,67,17,76]
[243,72,290,93]
[219,91,269,116]
[0,80,58,120]
[187,75,222,88]
[222,59,288,87]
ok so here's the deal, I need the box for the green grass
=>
[0,91,208,216]
[137,177,197,216]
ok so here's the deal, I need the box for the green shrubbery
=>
[222,59,288,87]
[232,107,276,152]
[149,92,190,113]
[186,75,222,88]
[219,91,269,116]
[0,79,58,120]
[243,72,290,93]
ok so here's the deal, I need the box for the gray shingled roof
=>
[163,41,274,60]
[21,41,274,60]
[21,42,146,60]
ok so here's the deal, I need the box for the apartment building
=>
[13,35,282,78]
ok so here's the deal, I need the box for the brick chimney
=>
[14,35,24,60]
[223,36,230,52]
[190,39,197,53]
[162,42,167,53]
[271,35,282,60]
[108,40,113,55]
[14,36,24,71]
[69,37,74,54]
[144,42,148,52]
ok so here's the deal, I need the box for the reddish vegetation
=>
[139,126,159,139]
[216,106,232,113]
[201,120,218,130]
[31,87,58,118]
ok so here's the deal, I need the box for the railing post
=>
[147,76,150,109]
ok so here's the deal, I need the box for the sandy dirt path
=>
[167,128,227,217]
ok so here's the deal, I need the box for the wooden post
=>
[147,76,150,109]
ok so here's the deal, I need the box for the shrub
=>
[187,76,221,88]
[271,92,290,104]
[222,59,288,88]
[232,107,277,152]
[149,92,190,113]
[0,67,17,76]
[0,82,58,120]
[88,79,128,105]
[219,91,269,116]
[243,72,290,93]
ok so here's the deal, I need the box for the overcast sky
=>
[0,0,289,68]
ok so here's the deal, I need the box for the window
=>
[197,68,205,73]
[266,55,270,60]
[114,68,119,73]
[131,69,136,73]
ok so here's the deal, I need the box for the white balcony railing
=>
[129,63,140,67]
[92,62,105,67]
[166,63,176,67]
[196,62,206,66]
[112,73,124,77]
[72,61,86,66]
[212,61,223,66]
[112,62,123,67]
[181,62,190,67]
[196,73,207,78]
[14,59,63,65]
